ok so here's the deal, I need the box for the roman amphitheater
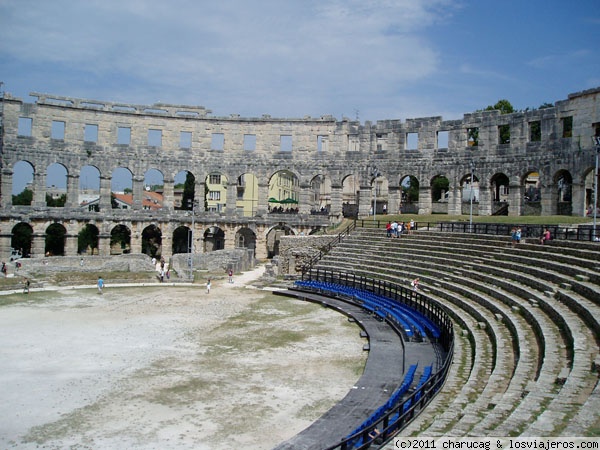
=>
[0,88,599,449]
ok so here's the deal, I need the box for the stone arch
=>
[430,174,450,214]
[459,172,479,202]
[310,174,332,213]
[399,175,419,214]
[235,226,257,251]
[142,224,162,258]
[342,174,360,218]
[172,225,191,254]
[11,222,33,258]
[111,167,133,209]
[268,170,300,212]
[370,172,388,215]
[46,162,68,207]
[45,222,67,256]
[12,161,35,205]
[204,226,225,252]
[174,170,196,210]
[584,166,598,217]
[77,223,99,255]
[266,223,295,259]
[110,224,131,255]
[554,169,573,216]
[236,173,259,217]
[491,172,510,215]
[79,165,101,211]
[205,172,228,213]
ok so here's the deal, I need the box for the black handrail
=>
[300,220,357,276]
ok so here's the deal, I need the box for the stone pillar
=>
[330,185,343,218]
[387,186,400,216]
[33,171,47,207]
[257,181,269,215]
[508,182,524,216]
[162,176,174,210]
[67,174,80,208]
[478,185,492,216]
[32,232,46,258]
[99,175,112,211]
[572,182,587,216]
[358,186,372,217]
[447,182,462,215]
[225,181,237,216]
[540,185,557,216]
[1,168,13,208]
[130,228,142,254]
[298,184,311,214]
[418,186,432,215]
[98,233,111,256]
[160,230,172,259]
[132,175,144,210]
[0,233,13,261]
[65,233,78,256]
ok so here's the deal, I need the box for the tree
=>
[485,99,515,115]
[78,224,99,254]
[46,193,67,207]
[181,171,195,211]
[12,188,33,205]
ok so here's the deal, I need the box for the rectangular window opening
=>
[18,117,33,136]
[406,132,418,150]
[498,124,510,144]
[243,134,256,151]
[211,133,225,150]
[529,121,541,142]
[51,120,65,140]
[317,135,328,152]
[437,130,449,149]
[467,127,479,147]
[280,135,292,152]
[562,116,573,138]
[148,129,162,147]
[84,124,98,143]
[180,131,192,149]
[117,127,131,145]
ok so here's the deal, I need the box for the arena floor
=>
[0,267,367,449]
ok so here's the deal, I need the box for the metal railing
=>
[297,268,454,450]
[301,221,357,276]
[353,219,600,242]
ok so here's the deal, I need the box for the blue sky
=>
[1,0,599,124]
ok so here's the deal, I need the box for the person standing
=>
[23,277,30,294]
[228,269,233,284]
[411,278,420,291]
[206,278,211,294]
[97,276,104,294]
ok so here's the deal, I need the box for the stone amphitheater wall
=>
[0,87,599,261]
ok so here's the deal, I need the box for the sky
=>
[2,0,600,194]
[1,0,599,124]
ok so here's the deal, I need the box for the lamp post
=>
[469,161,476,233]
[371,167,381,222]
[188,199,196,281]
[593,137,600,242]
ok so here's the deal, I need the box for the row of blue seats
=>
[295,280,418,338]
[345,364,419,448]
[357,289,441,339]
[294,280,441,340]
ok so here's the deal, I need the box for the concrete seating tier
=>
[311,227,600,438]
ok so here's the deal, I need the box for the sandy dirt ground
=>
[0,266,367,450]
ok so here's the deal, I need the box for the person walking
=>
[97,276,104,294]
[23,277,30,294]
[206,278,211,294]
[228,269,233,284]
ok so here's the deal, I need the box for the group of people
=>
[385,219,414,238]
